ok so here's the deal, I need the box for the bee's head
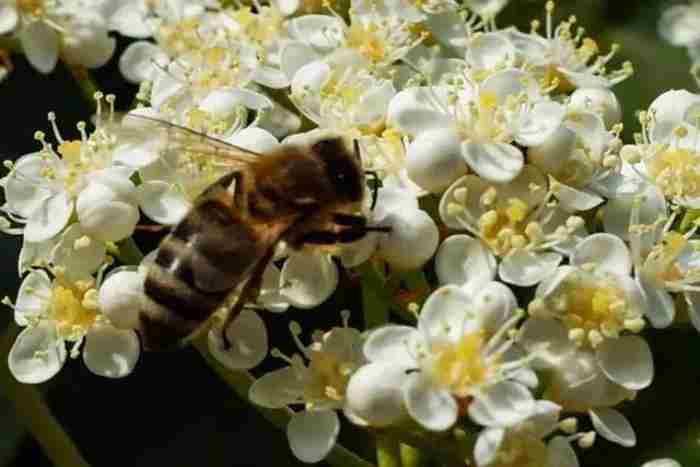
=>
[312,136,365,204]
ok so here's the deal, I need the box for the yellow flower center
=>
[431,332,495,398]
[158,18,202,55]
[305,349,355,402]
[49,284,99,341]
[479,198,531,256]
[346,23,387,63]
[647,148,700,200]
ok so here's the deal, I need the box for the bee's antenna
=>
[365,170,381,210]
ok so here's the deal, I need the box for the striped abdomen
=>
[139,196,267,351]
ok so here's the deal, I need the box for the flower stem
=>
[114,237,145,265]
[192,336,376,467]
[400,444,425,467]
[377,436,402,467]
[358,261,392,329]
[66,65,99,112]
[0,324,91,467]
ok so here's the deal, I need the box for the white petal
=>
[419,285,471,345]
[516,101,566,147]
[338,233,379,268]
[499,251,562,287]
[137,181,191,225]
[684,292,700,333]
[8,321,66,384]
[589,407,636,447]
[256,100,302,139]
[466,32,514,70]
[24,193,73,242]
[546,437,579,467]
[99,269,144,330]
[63,27,116,69]
[527,126,577,176]
[642,460,682,467]
[638,276,675,328]
[462,142,523,183]
[364,325,421,367]
[83,326,140,378]
[474,428,505,467]
[404,372,457,431]
[525,400,562,438]
[15,270,52,326]
[518,318,575,368]
[280,252,338,309]
[436,235,497,291]
[571,233,631,276]
[199,88,272,114]
[649,89,700,142]
[4,153,54,218]
[51,224,106,280]
[471,281,518,334]
[275,0,300,16]
[596,335,653,390]
[345,362,409,427]
[378,208,439,271]
[406,128,467,193]
[208,309,267,370]
[287,410,340,463]
[250,367,305,408]
[288,15,343,48]
[77,181,140,242]
[387,87,453,137]
[251,66,290,89]
[19,21,59,73]
[554,183,604,213]
[0,4,18,35]
[226,127,280,154]
[258,263,289,313]
[659,5,700,46]
[570,87,622,127]
[424,12,469,49]
[109,3,153,38]
[469,381,535,428]
[280,41,317,79]
[119,41,168,83]
[602,185,666,241]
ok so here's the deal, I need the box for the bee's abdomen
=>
[139,198,263,350]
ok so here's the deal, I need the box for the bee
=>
[127,116,387,351]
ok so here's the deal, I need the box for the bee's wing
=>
[116,113,262,168]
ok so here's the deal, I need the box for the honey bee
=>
[127,116,386,351]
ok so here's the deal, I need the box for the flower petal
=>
[387,87,453,137]
[208,309,268,370]
[19,21,59,73]
[462,142,523,183]
[499,251,562,287]
[468,381,534,428]
[287,410,340,463]
[280,251,338,309]
[589,407,636,447]
[641,460,682,467]
[250,367,305,408]
[8,321,66,384]
[474,428,505,467]
[419,285,471,345]
[364,325,421,367]
[406,128,467,193]
[378,208,439,270]
[554,183,604,213]
[0,4,18,35]
[571,233,631,277]
[596,335,653,390]
[546,437,579,467]
[119,41,168,83]
[15,270,52,326]
[83,325,140,378]
[51,224,107,280]
[226,127,280,154]
[24,193,73,242]
[138,181,192,225]
[516,101,566,147]
[99,269,144,330]
[404,372,457,431]
[345,362,409,427]
[638,276,675,328]
[436,235,497,291]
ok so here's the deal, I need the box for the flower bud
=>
[570,88,622,128]
[77,176,139,242]
[98,270,144,330]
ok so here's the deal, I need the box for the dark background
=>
[2,1,700,466]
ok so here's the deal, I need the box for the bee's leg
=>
[220,247,274,350]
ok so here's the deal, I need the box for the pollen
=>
[431,332,494,398]
[647,147,700,200]
[57,140,83,163]
[49,284,99,341]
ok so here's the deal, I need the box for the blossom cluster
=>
[0,0,695,466]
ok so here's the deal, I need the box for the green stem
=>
[400,444,424,467]
[359,262,392,329]
[114,237,145,265]
[377,436,402,467]
[192,337,376,467]
[66,65,99,112]
[0,324,91,467]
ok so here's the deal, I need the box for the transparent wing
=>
[112,113,262,168]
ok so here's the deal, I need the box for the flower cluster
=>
[0,0,695,466]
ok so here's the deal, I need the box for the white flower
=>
[528,110,626,213]
[503,2,633,91]
[249,321,365,463]
[7,269,140,383]
[387,69,564,191]
[439,165,585,287]
[474,400,579,467]
[2,106,137,242]
[619,89,700,208]
[642,460,682,467]
[659,2,700,49]
[361,284,535,431]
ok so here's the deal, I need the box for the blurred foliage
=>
[1,1,700,467]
